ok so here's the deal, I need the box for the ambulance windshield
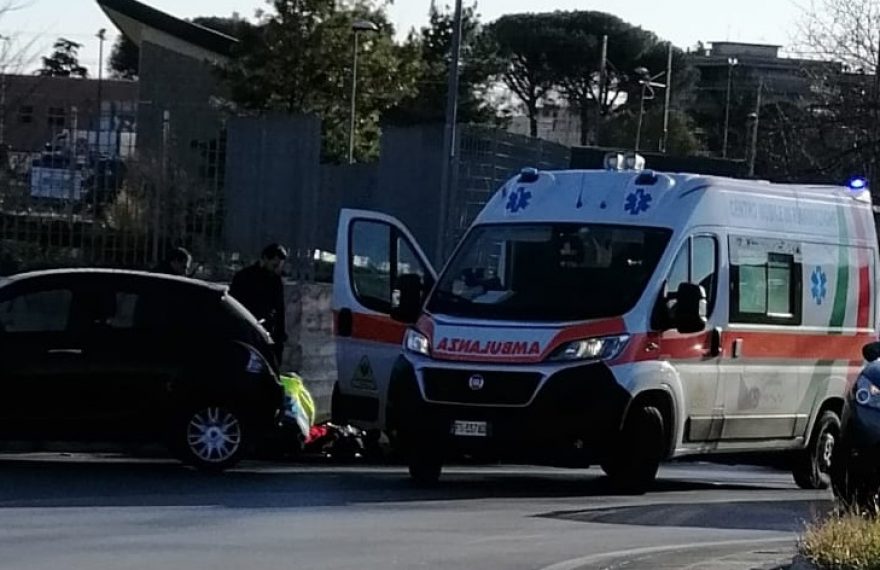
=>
[427,223,672,322]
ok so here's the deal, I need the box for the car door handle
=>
[731,338,744,359]
[709,327,722,357]
[337,308,353,338]
[47,348,83,355]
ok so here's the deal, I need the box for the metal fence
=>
[0,114,576,281]
[447,127,571,251]
[0,106,233,278]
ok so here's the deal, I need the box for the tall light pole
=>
[722,56,738,158]
[348,20,379,164]
[747,79,764,178]
[594,34,608,146]
[96,29,106,155]
[660,42,673,153]
[435,0,463,263]
[0,34,11,148]
[633,67,666,152]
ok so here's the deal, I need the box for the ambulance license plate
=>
[452,420,488,437]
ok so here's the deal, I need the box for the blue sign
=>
[624,188,652,215]
[811,266,828,305]
[506,187,532,213]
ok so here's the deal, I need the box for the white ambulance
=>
[331,154,879,491]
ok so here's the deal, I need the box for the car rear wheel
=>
[176,405,247,471]
[601,404,665,494]
[793,410,840,490]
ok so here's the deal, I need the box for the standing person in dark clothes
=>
[154,247,192,277]
[230,243,289,364]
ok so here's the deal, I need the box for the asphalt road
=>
[0,455,831,570]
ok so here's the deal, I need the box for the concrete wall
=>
[280,281,335,420]
[374,125,446,265]
[223,115,322,276]
[316,163,378,252]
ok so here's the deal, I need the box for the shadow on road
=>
[0,455,791,510]
[540,499,834,532]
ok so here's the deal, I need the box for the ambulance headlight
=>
[404,328,431,356]
[548,335,630,362]
[855,375,880,408]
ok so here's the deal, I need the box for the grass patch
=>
[802,513,880,569]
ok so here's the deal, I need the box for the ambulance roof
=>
[474,169,874,242]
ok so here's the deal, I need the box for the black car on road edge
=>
[0,269,285,470]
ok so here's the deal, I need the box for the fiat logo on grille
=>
[468,374,485,391]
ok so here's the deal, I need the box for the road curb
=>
[764,555,819,570]
[538,537,794,570]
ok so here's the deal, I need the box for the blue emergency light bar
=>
[848,177,868,191]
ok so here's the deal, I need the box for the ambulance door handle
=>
[709,328,722,357]
[337,308,353,338]
[732,338,744,359]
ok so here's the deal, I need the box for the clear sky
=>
[2,0,802,75]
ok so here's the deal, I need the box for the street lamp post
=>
[722,57,738,158]
[633,67,666,152]
[0,34,11,148]
[747,79,764,177]
[435,0,464,264]
[635,75,648,151]
[348,20,379,165]
[96,29,106,155]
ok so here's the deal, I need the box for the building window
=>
[47,107,66,128]
[18,105,33,124]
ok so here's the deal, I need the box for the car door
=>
[0,278,89,440]
[332,209,436,428]
[660,233,725,443]
[77,277,183,440]
[721,235,805,441]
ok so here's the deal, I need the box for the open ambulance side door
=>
[331,209,437,430]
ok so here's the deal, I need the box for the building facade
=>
[1,74,137,154]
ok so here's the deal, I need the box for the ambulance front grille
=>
[422,369,542,406]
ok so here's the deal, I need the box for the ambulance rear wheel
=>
[601,404,665,494]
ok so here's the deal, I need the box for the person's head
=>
[167,247,192,276]
[260,243,288,275]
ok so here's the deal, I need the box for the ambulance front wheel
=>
[601,404,665,493]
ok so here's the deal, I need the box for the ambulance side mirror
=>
[863,341,880,362]
[391,273,425,324]
[674,283,707,334]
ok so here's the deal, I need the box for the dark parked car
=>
[0,269,285,470]
[832,341,880,508]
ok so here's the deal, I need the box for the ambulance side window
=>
[729,236,802,325]
[349,219,431,314]
[692,236,718,314]
[350,220,393,312]
[667,244,690,296]
[666,235,718,316]
[397,237,425,282]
